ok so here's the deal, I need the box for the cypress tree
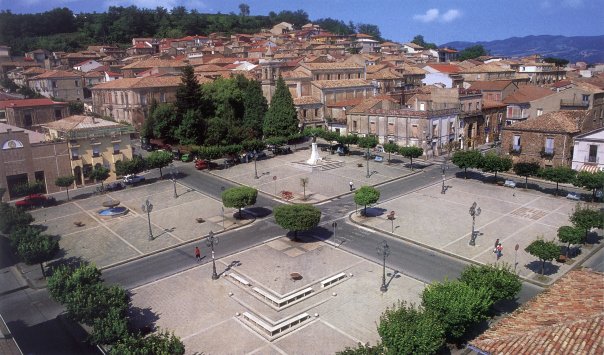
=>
[243,79,268,139]
[263,76,298,138]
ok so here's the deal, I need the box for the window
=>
[411,124,419,138]
[24,112,32,127]
[545,137,554,154]
[92,146,100,157]
[75,80,79,87]
[352,120,358,132]
[419,102,425,111]
[54,109,62,119]
[140,94,147,105]
[71,148,79,160]
[160,93,166,103]
[498,113,503,123]
[588,145,598,163]
[468,102,473,111]
[513,135,521,151]
[52,80,57,88]
[537,108,543,116]
[582,94,589,102]
[314,108,319,116]
[388,122,395,135]
[302,109,307,118]
[370,121,376,134]
[113,143,120,154]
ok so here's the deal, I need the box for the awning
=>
[579,164,602,173]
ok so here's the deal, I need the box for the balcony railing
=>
[541,148,555,158]
[560,99,589,108]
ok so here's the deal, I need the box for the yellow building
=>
[43,115,134,186]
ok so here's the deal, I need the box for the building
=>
[468,80,520,102]
[0,123,71,201]
[571,127,604,173]
[502,86,554,125]
[91,75,182,127]
[469,269,603,355]
[0,98,69,131]
[28,70,85,101]
[43,116,134,186]
[501,110,593,167]
[422,64,464,88]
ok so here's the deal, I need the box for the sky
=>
[1,0,603,44]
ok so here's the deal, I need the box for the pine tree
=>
[175,65,202,116]
[263,76,298,138]
[243,80,268,139]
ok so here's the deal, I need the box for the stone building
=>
[0,123,71,201]
[0,98,69,131]
[28,70,85,101]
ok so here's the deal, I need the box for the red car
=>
[195,159,217,170]
[15,194,56,208]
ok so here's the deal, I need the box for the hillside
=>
[442,35,604,63]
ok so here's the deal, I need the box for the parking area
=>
[353,177,601,284]
[29,180,251,268]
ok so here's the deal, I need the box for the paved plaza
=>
[208,147,418,203]
[129,235,425,355]
[353,177,601,284]
[29,181,252,269]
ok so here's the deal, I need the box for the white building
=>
[571,127,604,172]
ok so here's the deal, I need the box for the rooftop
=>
[503,86,554,104]
[0,122,46,143]
[311,79,373,89]
[43,115,125,132]
[91,75,182,90]
[502,110,585,133]
[0,98,67,109]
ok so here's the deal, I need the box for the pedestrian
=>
[349,181,354,191]
[496,243,503,260]
[494,238,500,249]
[195,246,201,262]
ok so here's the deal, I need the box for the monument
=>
[306,142,322,165]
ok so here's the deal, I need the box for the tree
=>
[48,263,102,305]
[151,103,179,142]
[110,330,185,355]
[336,342,383,355]
[399,146,424,171]
[513,161,540,189]
[557,225,584,258]
[55,175,76,201]
[525,239,561,275]
[68,101,85,115]
[238,3,250,17]
[421,280,492,341]
[140,105,156,139]
[543,57,569,67]
[15,181,45,196]
[378,301,445,355]
[382,143,399,164]
[221,186,258,219]
[569,205,604,242]
[175,109,206,145]
[539,166,576,196]
[263,76,298,138]
[0,203,34,234]
[459,264,522,304]
[411,35,437,49]
[300,177,309,200]
[146,150,173,178]
[115,155,147,177]
[356,23,383,41]
[480,152,512,181]
[573,171,604,200]
[451,150,483,179]
[242,79,268,139]
[16,232,59,277]
[89,166,110,190]
[273,204,321,239]
[175,65,202,117]
[90,307,129,345]
[354,186,380,216]
[458,45,488,61]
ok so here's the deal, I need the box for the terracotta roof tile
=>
[91,75,181,90]
[425,63,462,73]
[503,86,554,104]
[503,110,585,133]
[301,62,363,71]
[293,96,322,105]
[469,80,515,91]
[121,58,187,70]
[43,115,124,132]
[0,98,67,109]
[470,269,604,355]
[461,63,514,73]
[311,79,373,89]
[31,70,82,79]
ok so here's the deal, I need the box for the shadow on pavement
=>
[524,260,560,276]
[128,303,160,335]
[244,207,272,218]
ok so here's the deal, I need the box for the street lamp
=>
[332,221,337,239]
[366,145,371,178]
[468,202,481,246]
[441,163,447,194]
[170,164,178,198]
[377,240,390,292]
[206,230,219,280]
[141,198,154,240]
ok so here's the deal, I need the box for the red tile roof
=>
[503,86,554,104]
[503,110,585,133]
[426,63,462,73]
[470,269,604,355]
[0,98,67,109]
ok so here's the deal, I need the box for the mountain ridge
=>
[441,35,604,63]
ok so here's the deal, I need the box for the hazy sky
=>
[1,0,603,44]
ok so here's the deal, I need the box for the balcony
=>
[560,99,589,109]
[540,148,555,158]
[509,145,522,155]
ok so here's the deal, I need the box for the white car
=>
[123,174,145,185]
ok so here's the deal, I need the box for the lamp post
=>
[253,151,259,179]
[377,240,390,292]
[170,164,178,198]
[441,163,447,194]
[141,199,153,240]
[206,230,219,280]
[468,201,481,246]
[366,145,370,178]
[332,221,337,239]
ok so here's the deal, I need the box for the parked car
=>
[255,150,268,159]
[15,194,56,209]
[106,182,124,191]
[142,143,158,151]
[195,159,217,170]
[335,145,349,156]
[123,174,145,185]
[273,146,292,155]
[374,155,384,162]
[374,145,385,153]
[566,192,581,201]
[181,153,193,162]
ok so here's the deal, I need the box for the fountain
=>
[98,200,129,218]
[306,142,322,165]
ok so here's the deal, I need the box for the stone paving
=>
[129,236,425,355]
[208,147,418,203]
[353,177,601,284]
[28,181,251,269]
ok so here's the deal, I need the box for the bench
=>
[242,312,310,337]
[504,180,516,188]
[252,286,313,308]
[228,273,250,286]
[320,272,347,288]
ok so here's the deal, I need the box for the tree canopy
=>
[459,264,522,304]
[573,171,604,200]
[525,239,560,275]
[557,225,584,258]
[452,150,483,178]
[411,35,437,49]
[354,186,380,216]
[263,76,299,138]
[480,152,512,180]
[399,146,424,171]
[55,175,76,200]
[221,186,258,218]
[458,45,489,61]
[513,161,540,189]
[273,204,321,238]
[539,166,576,196]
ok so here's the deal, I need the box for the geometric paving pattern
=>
[510,207,549,220]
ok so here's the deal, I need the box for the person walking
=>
[195,246,201,262]
[349,181,354,191]
[496,243,503,260]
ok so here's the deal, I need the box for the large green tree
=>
[242,79,268,139]
[569,205,604,242]
[175,109,206,145]
[378,301,445,355]
[525,239,561,275]
[0,203,34,234]
[263,76,298,138]
[422,280,492,341]
[115,155,147,177]
[151,103,179,142]
[480,152,512,181]
[573,171,604,200]
[16,232,59,277]
[274,204,321,239]
[451,150,483,179]
[110,330,185,355]
[146,150,173,178]
[557,225,584,258]
[539,166,576,196]
[175,65,202,117]
[382,143,399,164]
[513,161,540,189]
[354,186,380,216]
[221,186,258,219]
[89,166,110,190]
[459,264,522,304]
[399,146,424,171]
[458,45,488,61]
[55,175,76,201]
